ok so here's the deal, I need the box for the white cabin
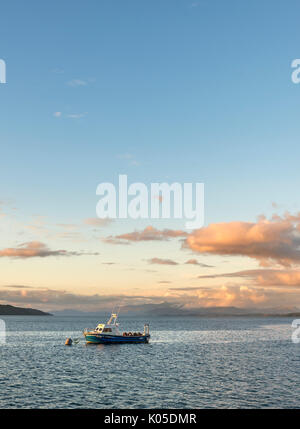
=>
[93,313,121,335]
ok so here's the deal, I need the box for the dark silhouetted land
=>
[0,304,51,316]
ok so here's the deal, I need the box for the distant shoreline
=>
[0,304,52,316]
[1,303,299,318]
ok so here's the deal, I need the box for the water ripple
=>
[0,316,299,408]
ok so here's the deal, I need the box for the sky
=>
[1,0,300,311]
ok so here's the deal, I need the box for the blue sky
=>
[1,0,300,310]
[1,0,300,222]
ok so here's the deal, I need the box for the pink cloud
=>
[197,269,300,287]
[148,257,178,266]
[184,213,300,267]
[0,241,99,258]
[105,226,187,244]
[168,284,300,309]
[185,259,213,267]
[83,218,113,227]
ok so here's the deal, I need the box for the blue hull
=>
[85,334,150,344]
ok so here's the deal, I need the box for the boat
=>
[83,312,150,344]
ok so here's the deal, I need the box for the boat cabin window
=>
[103,328,112,333]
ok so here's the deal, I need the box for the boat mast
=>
[107,313,118,325]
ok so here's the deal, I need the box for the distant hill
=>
[51,309,102,317]
[119,302,281,317]
[50,303,300,318]
[0,304,51,316]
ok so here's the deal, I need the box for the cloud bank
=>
[184,213,300,267]
[197,268,300,287]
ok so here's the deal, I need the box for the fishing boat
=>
[83,312,150,344]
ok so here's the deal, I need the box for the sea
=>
[0,315,299,409]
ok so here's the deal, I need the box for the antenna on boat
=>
[116,302,123,315]
[107,301,124,326]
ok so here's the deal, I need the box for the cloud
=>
[53,111,87,119]
[0,206,6,219]
[4,285,37,289]
[56,224,77,230]
[0,241,99,259]
[169,285,300,312]
[117,153,140,166]
[184,212,300,267]
[0,287,166,311]
[158,280,172,284]
[1,283,300,311]
[24,220,85,242]
[254,269,300,286]
[197,269,300,288]
[148,257,178,266]
[185,259,213,267]
[105,226,187,244]
[168,284,300,309]
[103,237,130,245]
[24,216,112,242]
[52,68,64,74]
[117,153,134,160]
[83,218,113,227]
[67,79,87,87]
[67,112,87,119]
[196,270,261,280]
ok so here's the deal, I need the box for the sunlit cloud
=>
[0,241,99,258]
[184,212,300,267]
[185,259,214,267]
[83,218,113,227]
[2,282,300,311]
[103,237,130,245]
[148,257,179,266]
[0,287,166,311]
[105,226,187,244]
[197,268,300,287]
[168,284,300,309]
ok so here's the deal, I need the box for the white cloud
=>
[67,112,87,119]
[117,153,140,166]
[67,79,87,87]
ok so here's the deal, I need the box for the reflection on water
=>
[0,316,299,408]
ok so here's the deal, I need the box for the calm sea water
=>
[0,315,299,409]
